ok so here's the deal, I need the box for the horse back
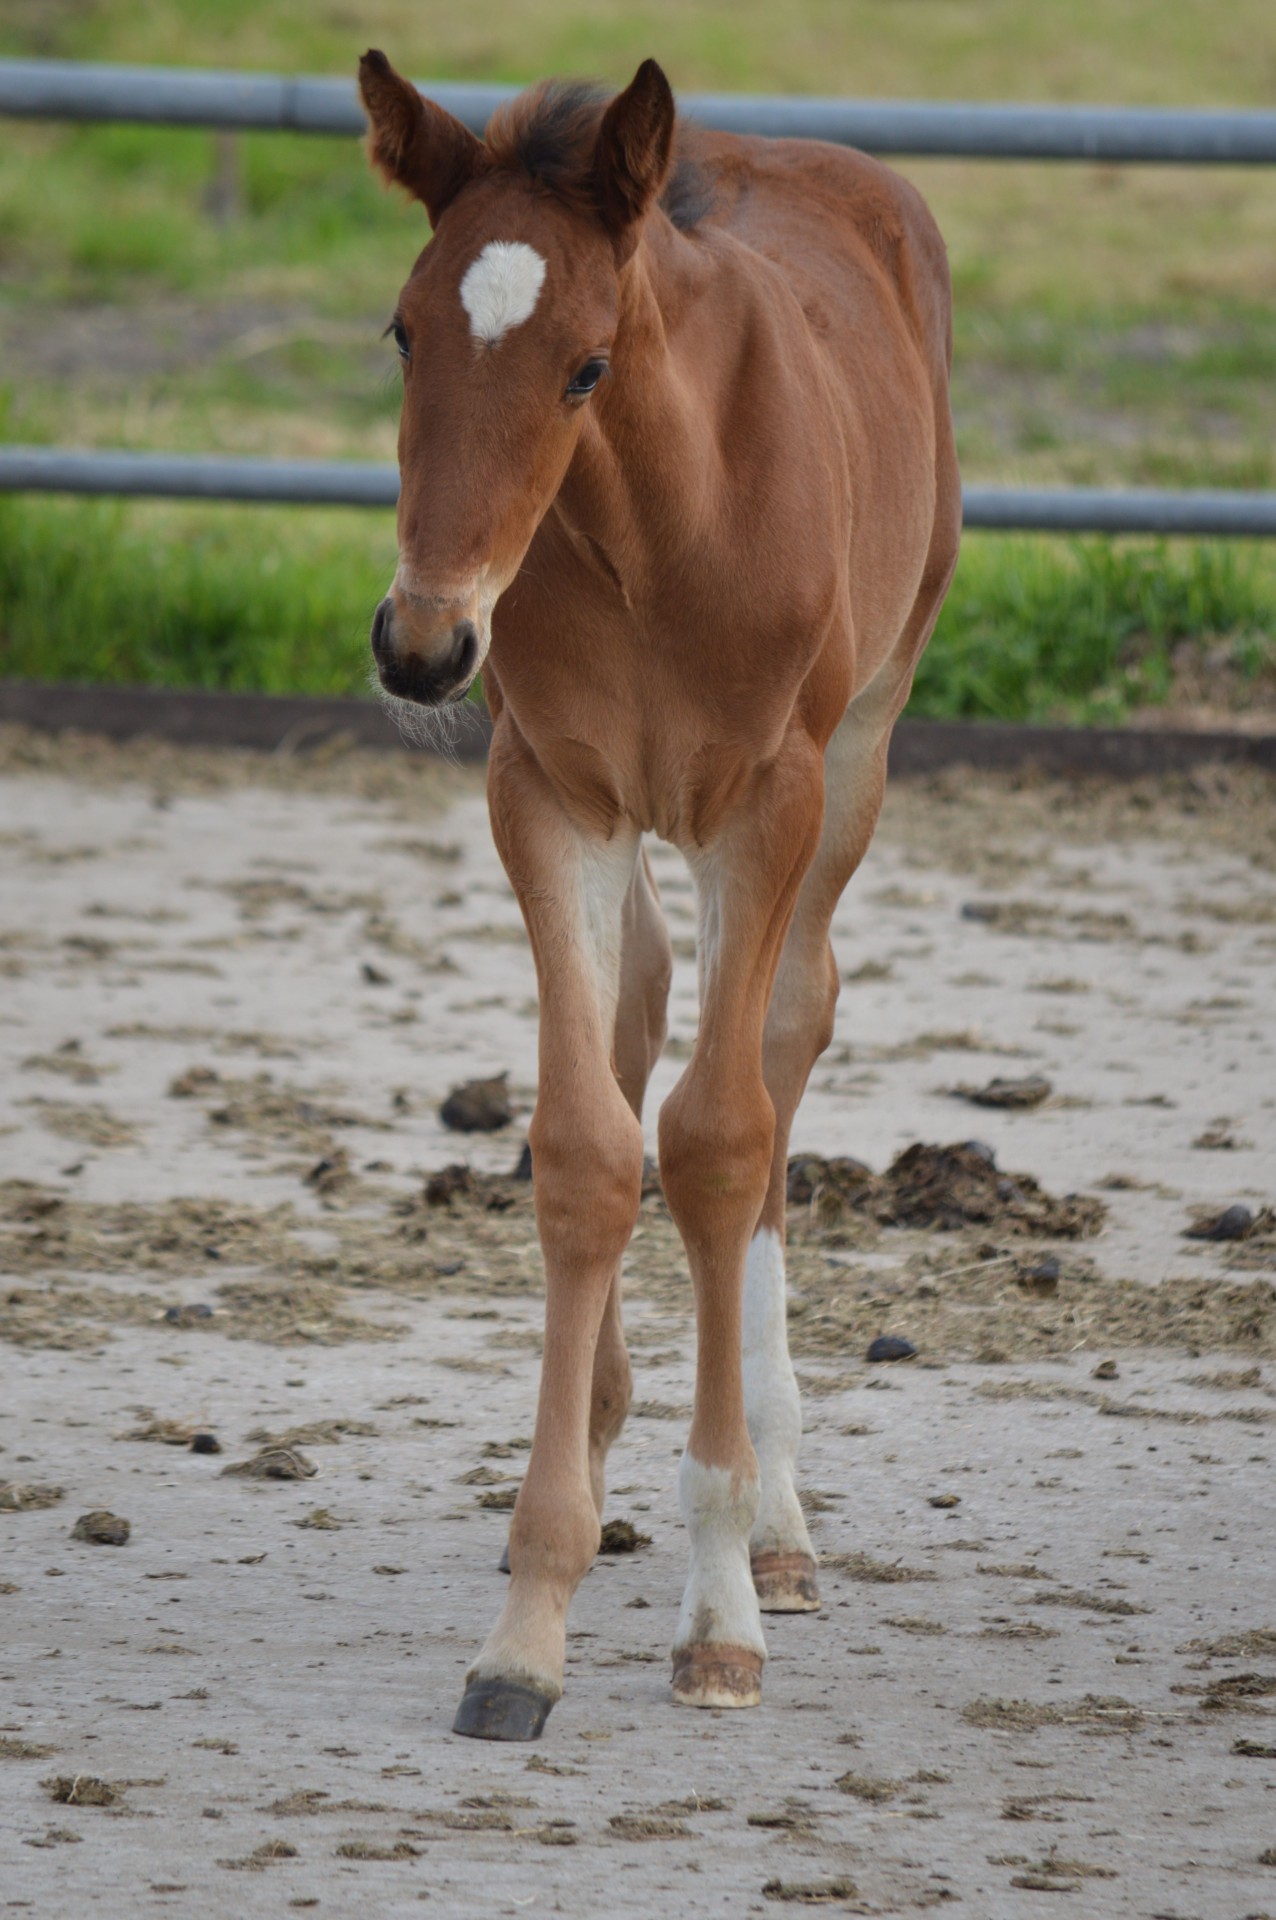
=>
[683,128,953,397]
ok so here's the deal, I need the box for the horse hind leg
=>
[748,723,892,1612]
[660,730,826,1710]
[749,474,960,1609]
[746,929,838,1612]
[588,850,671,1515]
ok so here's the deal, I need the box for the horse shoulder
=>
[692,131,951,377]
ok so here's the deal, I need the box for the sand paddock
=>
[1,727,1274,1917]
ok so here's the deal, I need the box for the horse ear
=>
[594,59,676,258]
[359,49,489,226]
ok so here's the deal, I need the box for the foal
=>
[359,50,960,1740]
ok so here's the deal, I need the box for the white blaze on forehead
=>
[459,241,547,344]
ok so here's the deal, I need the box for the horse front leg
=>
[658,733,825,1709]
[453,747,645,1743]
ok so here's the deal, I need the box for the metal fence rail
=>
[5,57,1276,162]
[3,58,1275,539]
[5,448,1276,537]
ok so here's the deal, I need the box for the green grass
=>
[920,538,1276,722]
[1,0,1275,720]
[0,494,392,696]
[2,492,1272,725]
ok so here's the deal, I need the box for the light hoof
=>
[671,1642,763,1710]
[751,1549,821,1612]
[452,1677,555,1742]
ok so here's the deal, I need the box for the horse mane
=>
[484,80,713,232]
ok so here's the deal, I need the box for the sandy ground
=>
[1,728,1275,1919]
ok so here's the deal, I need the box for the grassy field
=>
[2,0,1275,720]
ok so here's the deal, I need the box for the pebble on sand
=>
[866,1336,918,1364]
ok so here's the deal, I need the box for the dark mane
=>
[485,79,713,232]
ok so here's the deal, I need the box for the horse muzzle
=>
[370,594,483,707]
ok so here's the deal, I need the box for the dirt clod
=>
[70,1510,130,1545]
[953,1074,1053,1109]
[607,1812,692,1840]
[425,1163,476,1206]
[439,1074,513,1133]
[334,1841,420,1860]
[823,1551,934,1584]
[0,1481,63,1511]
[119,1414,198,1446]
[1016,1254,1061,1296]
[43,1774,121,1806]
[762,1876,858,1904]
[293,1508,343,1531]
[221,1447,317,1481]
[599,1519,652,1554]
[834,1771,902,1802]
[219,1839,299,1870]
[962,1695,1144,1733]
[877,1142,1104,1237]
[787,1156,873,1211]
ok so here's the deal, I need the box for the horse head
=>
[359,50,675,708]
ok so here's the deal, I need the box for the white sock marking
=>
[459,241,547,345]
[674,1454,765,1655]
[742,1227,813,1559]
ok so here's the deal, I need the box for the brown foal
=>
[358,49,960,1740]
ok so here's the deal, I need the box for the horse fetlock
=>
[741,1222,814,1604]
[674,1454,767,1684]
[466,1586,572,1708]
[749,1453,812,1558]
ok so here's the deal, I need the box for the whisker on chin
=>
[366,661,484,766]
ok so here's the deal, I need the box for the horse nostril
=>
[452,620,479,684]
[370,597,394,662]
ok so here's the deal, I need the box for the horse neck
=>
[552,219,730,594]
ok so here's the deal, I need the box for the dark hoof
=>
[498,1540,510,1575]
[452,1677,555,1742]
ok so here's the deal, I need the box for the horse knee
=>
[529,1094,643,1264]
[657,1074,774,1228]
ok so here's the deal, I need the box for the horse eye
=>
[566,358,607,398]
[392,320,410,361]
